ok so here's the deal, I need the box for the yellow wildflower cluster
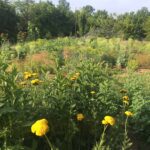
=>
[20,72,42,86]
[31,119,49,136]
[123,95,129,105]
[125,111,133,117]
[31,79,42,85]
[24,72,38,80]
[102,116,115,126]
[122,95,133,116]
[70,72,80,81]
[20,81,27,86]
[24,72,32,80]
[77,113,84,121]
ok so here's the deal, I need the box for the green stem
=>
[45,134,54,150]
[99,125,108,147]
[32,86,37,107]
[125,116,128,135]
[122,116,129,150]
[4,134,7,149]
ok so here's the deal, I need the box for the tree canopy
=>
[0,0,150,42]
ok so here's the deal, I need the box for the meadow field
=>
[0,37,150,150]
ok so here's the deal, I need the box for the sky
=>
[51,0,150,14]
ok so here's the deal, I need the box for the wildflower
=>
[123,100,129,105]
[70,72,80,81]
[125,111,133,117]
[31,79,42,85]
[20,81,27,86]
[102,120,108,125]
[102,116,115,126]
[75,72,80,76]
[70,77,77,81]
[77,113,84,121]
[120,89,127,94]
[24,72,32,79]
[31,119,49,136]
[90,91,96,94]
[123,96,129,101]
[32,73,38,77]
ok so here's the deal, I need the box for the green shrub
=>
[0,37,150,150]
[127,60,139,72]
[122,74,150,145]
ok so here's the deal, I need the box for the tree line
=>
[0,0,150,42]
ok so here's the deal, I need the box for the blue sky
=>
[51,0,150,14]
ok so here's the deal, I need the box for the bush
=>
[122,74,150,145]
[127,60,139,72]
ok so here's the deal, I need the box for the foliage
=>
[127,60,139,72]
[0,0,18,42]
[0,37,150,149]
[122,74,150,145]
[0,0,150,42]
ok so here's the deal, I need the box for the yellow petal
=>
[31,119,49,136]
[102,120,108,125]
[125,111,133,117]
[104,116,115,126]
[77,113,84,121]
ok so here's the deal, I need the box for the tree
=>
[143,16,150,40]
[75,5,95,36]
[58,0,70,13]
[0,0,18,42]
[14,0,34,32]
[88,10,115,38]
[116,7,150,40]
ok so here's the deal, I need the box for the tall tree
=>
[143,16,150,40]
[0,0,18,42]
[58,0,70,13]
[14,0,34,32]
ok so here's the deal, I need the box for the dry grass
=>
[63,47,72,60]
[8,51,56,72]
[135,54,150,69]
[29,51,55,66]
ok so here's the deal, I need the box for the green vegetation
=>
[1,0,150,42]
[0,0,150,149]
[0,37,150,149]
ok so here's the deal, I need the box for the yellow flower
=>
[20,81,27,86]
[24,72,30,75]
[90,91,96,94]
[31,119,49,136]
[125,111,133,117]
[24,72,32,80]
[75,72,80,76]
[70,72,80,81]
[104,116,115,126]
[32,73,38,77]
[70,77,77,81]
[77,113,84,121]
[123,100,129,105]
[31,79,42,85]
[123,96,129,101]
[102,120,108,125]
[24,72,38,79]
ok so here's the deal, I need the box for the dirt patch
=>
[115,69,150,78]
[29,51,55,66]
[63,47,72,60]
[138,69,150,73]
[8,51,56,72]
[135,54,150,69]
